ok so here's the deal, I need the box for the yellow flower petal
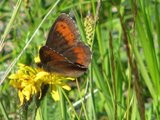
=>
[34,56,41,63]
[22,85,31,101]
[62,85,71,91]
[34,71,49,81]
[18,91,24,106]
[8,74,17,79]
[51,90,59,101]
[18,63,25,67]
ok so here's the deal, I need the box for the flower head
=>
[9,63,75,105]
[84,13,95,46]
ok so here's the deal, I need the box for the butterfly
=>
[39,13,91,77]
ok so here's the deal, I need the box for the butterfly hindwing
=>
[40,46,87,77]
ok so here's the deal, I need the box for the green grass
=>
[0,0,160,120]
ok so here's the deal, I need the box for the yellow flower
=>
[9,63,75,105]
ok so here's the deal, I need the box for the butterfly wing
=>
[39,46,87,77]
[46,13,91,68]
[39,13,91,77]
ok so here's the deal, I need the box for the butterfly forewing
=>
[46,13,80,53]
